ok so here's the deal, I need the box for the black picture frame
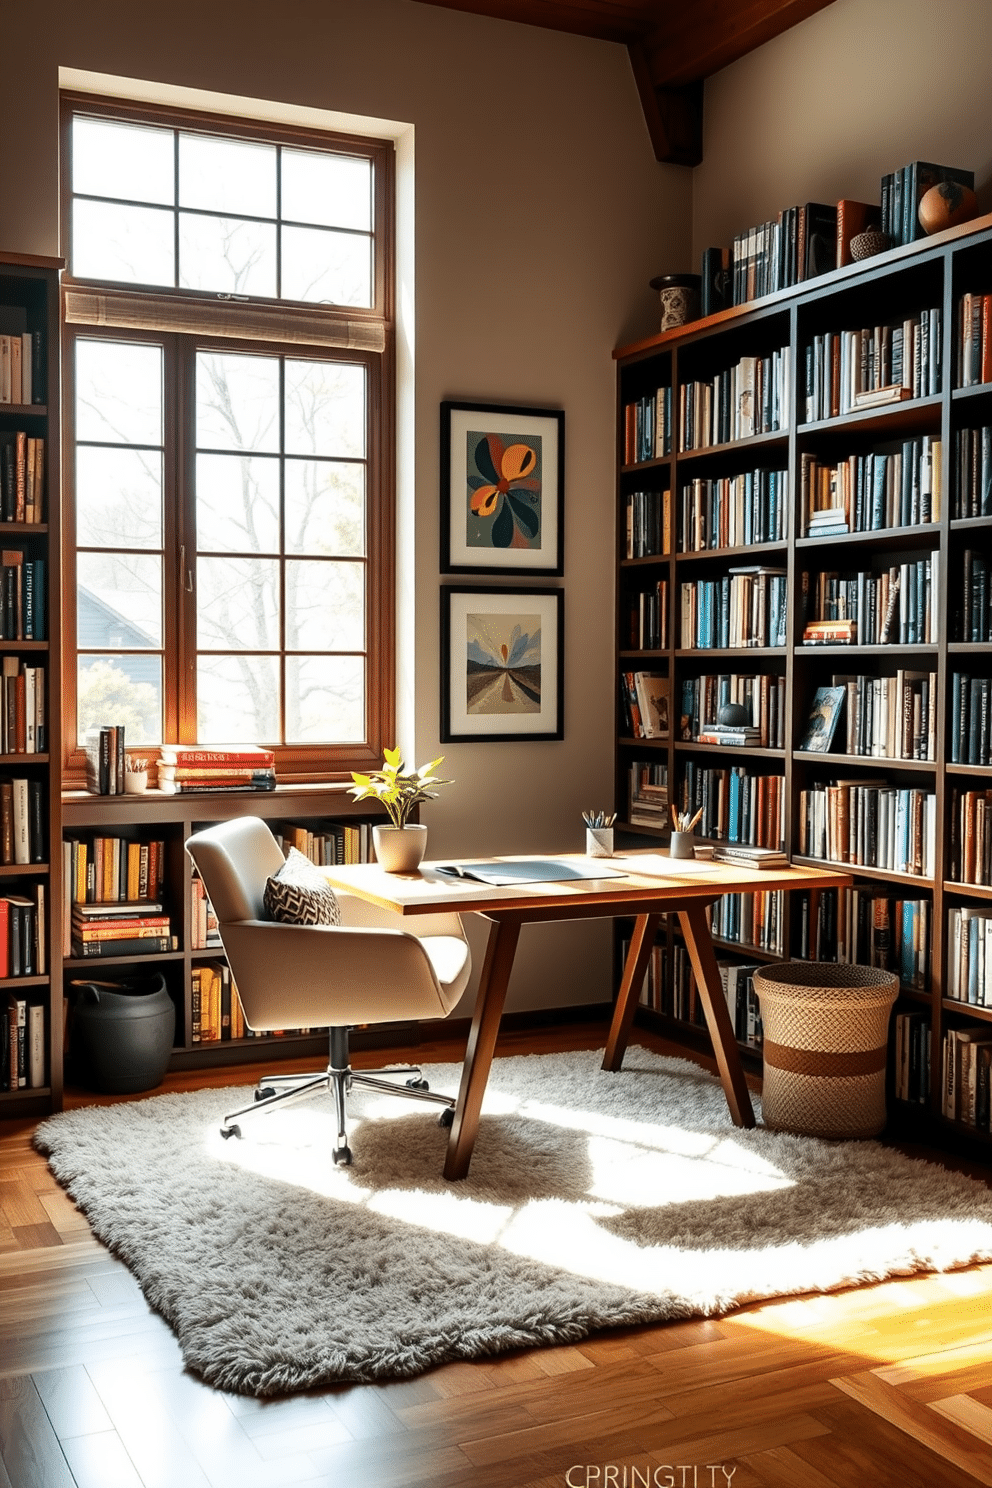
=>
[440,585,564,743]
[440,400,564,575]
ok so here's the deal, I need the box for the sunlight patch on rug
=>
[34,1047,992,1396]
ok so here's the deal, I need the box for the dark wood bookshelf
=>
[614,212,992,1155]
[0,253,61,1115]
[59,785,390,1090]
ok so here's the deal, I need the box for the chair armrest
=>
[218,919,453,1031]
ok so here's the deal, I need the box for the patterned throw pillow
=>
[263,846,342,926]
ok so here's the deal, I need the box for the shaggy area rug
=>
[35,1047,992,1397]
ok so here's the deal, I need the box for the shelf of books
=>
[0,253,61,1115]
[60,783,386,1076]
[614,207,992,1151]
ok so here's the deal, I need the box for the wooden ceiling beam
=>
[641,0,837,89]
[412,1,838,164]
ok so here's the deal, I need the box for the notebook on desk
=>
[433,859,627,886]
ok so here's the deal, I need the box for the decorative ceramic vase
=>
[373,823,428,873]
[123,771,149,794]
[669,831,696,861]
[918,180,978,236]
[650,274,701,332]
[849,229,892,261]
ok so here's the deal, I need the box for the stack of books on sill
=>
[157,745,276,794]
[70,900,174,960]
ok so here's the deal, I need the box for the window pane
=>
[77,553,162,647]
[77,655,163,747]
[286,655,364,743]
[285,459,365,556]
[72,199,175,287]
[72,117,174,206]
[76,447,162,550]
[197,654,278,742]
[197,556,279,650]
[196,352,280,453]
[196,454,279,553]
[286,559,363,650]
[284,360,365,459]
[179,213,277,298]
[281,225,371,308]
[281,149,371,231]
[179,134,276,218]
[76,341,163,447]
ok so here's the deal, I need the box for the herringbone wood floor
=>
[2,1023,992,1488]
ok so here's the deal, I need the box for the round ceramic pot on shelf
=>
[372,822,428,873]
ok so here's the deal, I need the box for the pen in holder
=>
[670,807,703,860]
[583,810,616,859]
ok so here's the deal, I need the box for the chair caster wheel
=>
[333,1145,353,1166]
[254,1087,276,1102]
[221,1125,241,1140]
[406,1077,429,1090]
[438,1107,454,1129]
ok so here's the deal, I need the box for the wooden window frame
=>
[60,92,395,785]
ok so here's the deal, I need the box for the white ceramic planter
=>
[123,771,149,795]
[372,823,428,873]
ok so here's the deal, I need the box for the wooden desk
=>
[321,853,851,1179]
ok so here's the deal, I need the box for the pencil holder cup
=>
[669,831,695,860]
[586,827,615,858]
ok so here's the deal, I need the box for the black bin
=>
[69,972,176,1093]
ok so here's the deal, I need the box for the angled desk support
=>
[322,856,851,1180]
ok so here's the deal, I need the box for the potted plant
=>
[349,748,452,872]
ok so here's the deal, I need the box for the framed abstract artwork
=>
[440,400,564,574]
[440,586,564,742]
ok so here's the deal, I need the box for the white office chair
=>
[185,816,472,1165]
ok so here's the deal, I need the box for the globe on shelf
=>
[717,702,749,728]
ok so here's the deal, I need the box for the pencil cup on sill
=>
[586,827,614,858]
[669,831,695,860]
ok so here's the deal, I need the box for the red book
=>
[159,747,275,767]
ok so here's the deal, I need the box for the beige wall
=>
[694,0,992,262]
[1,0,690,1013]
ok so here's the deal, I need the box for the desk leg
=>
[678,902,755,1128]
[443,915,521,1181]
[602,912,664,1072]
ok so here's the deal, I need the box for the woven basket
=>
[752,962,898,1139]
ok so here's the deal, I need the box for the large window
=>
[61,96,394,779]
